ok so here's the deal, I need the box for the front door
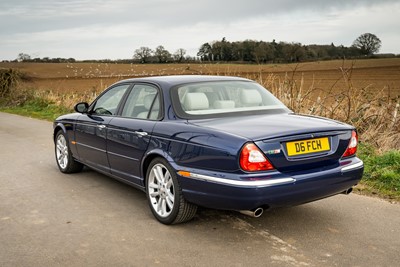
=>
[74,83,131,173]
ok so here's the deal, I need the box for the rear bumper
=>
[175,157,364,210]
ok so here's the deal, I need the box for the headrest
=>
[240,89,262,106]
[183,92,209,111]
[144,94,158,110]
[213,100,235,109]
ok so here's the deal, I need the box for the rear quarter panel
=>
[151,121,247,173]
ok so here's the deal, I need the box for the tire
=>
[55,130,84,173]
[146,158,197,224]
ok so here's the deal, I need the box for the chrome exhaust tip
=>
[341,187,353,195]
[239,207,264,218]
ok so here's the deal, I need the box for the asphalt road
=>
[0,112,399,267]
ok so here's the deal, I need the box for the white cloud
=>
[0,0,399,60]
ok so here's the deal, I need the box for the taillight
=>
[239,143,274,172]
[342,130,358,158]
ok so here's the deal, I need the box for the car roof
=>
[115,75,252,87]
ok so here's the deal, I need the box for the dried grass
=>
[0,68,21,98]
[256,62,400,152]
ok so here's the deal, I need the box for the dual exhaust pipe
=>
[239,187,353,218]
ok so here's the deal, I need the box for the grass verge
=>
[0,98,72,121]
[356,143,400,201]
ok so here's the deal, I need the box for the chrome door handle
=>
[135,131,148,137]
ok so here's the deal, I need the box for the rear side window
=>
[121,84,161,120]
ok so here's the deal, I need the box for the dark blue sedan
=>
[53,75,363,224]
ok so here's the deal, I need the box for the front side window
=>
[91,84,130,115]
[171,81,289,119]
[121,84,161,120]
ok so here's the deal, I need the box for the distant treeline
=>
[196,39,397,63]
[5,37,399,64]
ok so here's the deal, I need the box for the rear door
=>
[106,84,162,185]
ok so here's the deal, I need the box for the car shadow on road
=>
[70,167,349,237]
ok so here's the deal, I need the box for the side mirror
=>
[74,102,89,113]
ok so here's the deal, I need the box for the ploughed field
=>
[1,58,399,151]
[1,58,400,97]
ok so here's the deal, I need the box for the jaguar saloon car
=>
[54,75,363,224]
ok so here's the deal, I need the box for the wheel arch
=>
[141,149,176,187]
[53,123,67,142]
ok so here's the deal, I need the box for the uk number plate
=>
[286,137,330,156]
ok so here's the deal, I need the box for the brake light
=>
[239,143,274,172]
[342,130,358,158]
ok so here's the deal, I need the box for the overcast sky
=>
[1,0,399,60]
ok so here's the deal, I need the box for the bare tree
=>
[17,53,31,62]
[133,47,153,63]
[352,33,381,55]
[173,48,186,63]
[154,45,171,63]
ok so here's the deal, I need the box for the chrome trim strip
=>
[181,172,296,188]
[76,142,106,153]
[341,161,364,172]
[107,151,139,161]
